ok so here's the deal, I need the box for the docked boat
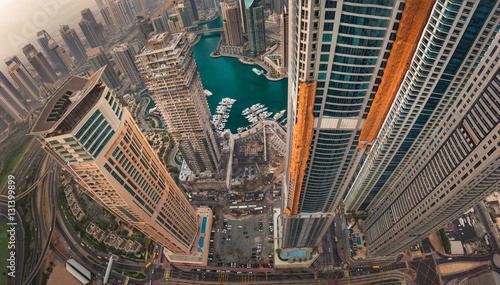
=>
[274,110,286,120]
[204,90,213,96]
[255,107,268,114]
[237,127,244,133]
[252,68,264,75]
[223,114,229,119]
[242,108,250,115]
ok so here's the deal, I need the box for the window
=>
[321,44,331,52]
[323,34,332,42]
[320,54,330,62]
[324,23,334,31]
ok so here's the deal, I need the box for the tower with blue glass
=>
[281,0,406,255]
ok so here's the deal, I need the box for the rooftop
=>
[138,32,184,56]
[31,67,106,135]
[86,47,103,58]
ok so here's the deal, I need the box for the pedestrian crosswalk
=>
[218,273,229,282]
[241,274,256,282]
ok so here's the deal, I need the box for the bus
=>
[372,266,380,268]
[153,252,157,259]
[146,262,152,268]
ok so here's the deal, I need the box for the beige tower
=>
[136,32,221,175]
[222,3,243,46]
[31,68,211,261]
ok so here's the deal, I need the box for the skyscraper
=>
[345,0,500,213]
[137,15,154,40]
[245,0,265,55]
[279,7,287,73]
[0,82,28,122]
[114,0,137,26]
[222,3,243,46]
[48,39,73,71]
[79,19,104,48]
[60,25,88,64]
[136,32,221,175]
[0,71,23,101]
[4,56,22,68]
[80,8,106,47]
[176,2,193,28]
[152,16,168,33]
[23,44,58,84]
[112,44,141,85]
[8,62,40,101]
[364,32,500,256]
[86,47,120,89]
[95,0,105,9]
[37,30,60,69]
[280,0,408,251]
[187,0,199,22]
[105,0,125,28]
[31,67,202,256]
[237,0,247,34]
[101,6,117,32]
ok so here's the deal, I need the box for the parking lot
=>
[207,210,275,270]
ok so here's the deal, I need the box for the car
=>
[227,238,231,241]
[221,241,225,244]
[246,236,249,238]
[228,235,232,238]
[252,248,257,251]
[243,231,248,234]
[224,219,228,222]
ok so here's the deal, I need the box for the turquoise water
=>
[282,250,308,258]
[193,17,288,133]
[201,217,207,233]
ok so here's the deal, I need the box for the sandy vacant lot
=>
[48,260,81,285]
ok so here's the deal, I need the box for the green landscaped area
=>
[0,220,12,285]
[0,133,33,191]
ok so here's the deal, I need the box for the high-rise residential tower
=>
[187,0,199,22]
[0,71,23,101]
[280,0,411,251]
[136,32,221,175]
[48,39,73,71]
[364,31,500,256]
[237,0,247,34]
[37,31,60,69]
[112,44,141,85]
[152,16,168,33]
[79,19,104,49]
[79,8,106,48]
[105,0,125,28]
[60,25,88,64]
[101,6,117,32]
[137,15,154,40]
[344,0,500,214]
[279,7,287,73]
[222,3,243,46]
[8,62,40,101]
[245,0,266,55]
[114,0,137,26]
[22,44,58,84]
[30,68,203,256]
[0,82,28,122]
[87,47,120,89]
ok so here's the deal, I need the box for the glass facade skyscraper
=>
[281,0,406,249]
[345,0,500,213]
[365,31,500,256]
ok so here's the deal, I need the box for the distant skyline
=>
[0,0,98,71]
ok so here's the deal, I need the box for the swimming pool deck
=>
[164,207,213,266]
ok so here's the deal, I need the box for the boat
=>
[237,127,244,133]
[223,114,229,119]
[242,108,250,115]
[252,68,264,75]
[255,107,268,114]
[250,103,262,111]
[274,110,286,120]
[204,90,213,96]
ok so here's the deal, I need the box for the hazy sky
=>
[0,0,98,69]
